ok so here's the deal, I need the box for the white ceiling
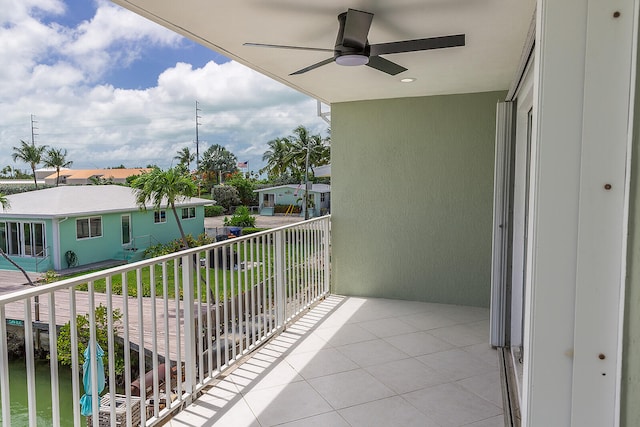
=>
[112,0,535,104]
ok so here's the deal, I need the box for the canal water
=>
[0,359,80,426]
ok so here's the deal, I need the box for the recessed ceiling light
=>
[400,77,416,83]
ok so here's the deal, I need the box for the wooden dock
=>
[3,289,198,362]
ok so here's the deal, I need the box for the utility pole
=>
[195,101,202,171]
[30,114,38,145]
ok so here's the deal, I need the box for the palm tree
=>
[199,144,238,184]
[43,147,73,186]
[130,167,197,249]
[260,137,290,179]
[175,147,196,170]
[284,126,330,180]
[12,140,47,189]
[0,193,8,210]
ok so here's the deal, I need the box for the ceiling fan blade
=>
[342,9,374,49]
[370,34,465,56]
[243,42,333,53]
[366,56,407,76]
[290,57,335,75]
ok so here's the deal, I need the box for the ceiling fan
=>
[244,8,465,76]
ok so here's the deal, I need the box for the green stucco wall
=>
[0,218,54,272]
[57,206,205,269]
[331,91,504,307]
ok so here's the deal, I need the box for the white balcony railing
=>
[0,216,331,427]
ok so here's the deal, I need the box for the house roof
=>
[314,164,331,177]
[0,185,212,219]
[43,168,150,181]
[112,1,535,103]
[255,184,330,194]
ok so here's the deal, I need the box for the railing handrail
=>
[0,216,331,427]
[0,215,331,306]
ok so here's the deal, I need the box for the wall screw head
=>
[599,353,606,360]
[604,184,612,190]
[614,11,621,18]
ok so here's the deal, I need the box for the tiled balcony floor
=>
[166,295,504,427]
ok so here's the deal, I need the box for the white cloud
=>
[0,1,327,175]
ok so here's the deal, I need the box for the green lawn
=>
[69,242,317,300]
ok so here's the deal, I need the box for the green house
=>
[255,184,330,217]
[0,185,211,272]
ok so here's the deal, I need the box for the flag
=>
[237,161,248,168]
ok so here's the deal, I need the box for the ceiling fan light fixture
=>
[335,54,369,66]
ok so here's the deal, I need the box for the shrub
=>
[204,205,225,217]
[56,304,125,376]
[143,233,214,258]
[225,172,258,205]
[241,227,268,236]
[212,185,241,210]
[223,206,256,227]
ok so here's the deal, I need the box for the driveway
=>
[204,214,304,230]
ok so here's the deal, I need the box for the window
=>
[1,221,46,257]
[263,193,275,208]
[121,215,131,245]
[320,193,326,202]
[181,207,196,219]
[76,217,102,239]
[154,210,166,224]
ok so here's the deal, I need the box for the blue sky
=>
[0,0,327,172]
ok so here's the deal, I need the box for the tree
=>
[175,147,196,170]
[211,185,241,211]
[12,140,47,189]
[284,126,330,180]
[260,126,330,182]
[199,144,238,185]
[130,167,197,249]
[225,172,257,206]
[43,147,73,186]
[1,165,13,178]
[260,137,290,179]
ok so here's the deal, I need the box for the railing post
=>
[182,254,197,400]
[0,306,11,427]
[323,217,331,295]
[274,230,286,329]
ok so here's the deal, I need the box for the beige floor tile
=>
[428,324,487,347]
[336,338,411,367]
[277,411,351,427]
[358,316,420,338]
[417,349,496,381]
[457,371,504,408]
[384,331,455,356]
[365,357,449,394]
[243,381,333,426]
[339,396,441,427]
[285,347,359,379]
[403,383,502,427]
[308,369,395,410]
[314,322,378,347]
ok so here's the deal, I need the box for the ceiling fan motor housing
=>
[334,11,370,66]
